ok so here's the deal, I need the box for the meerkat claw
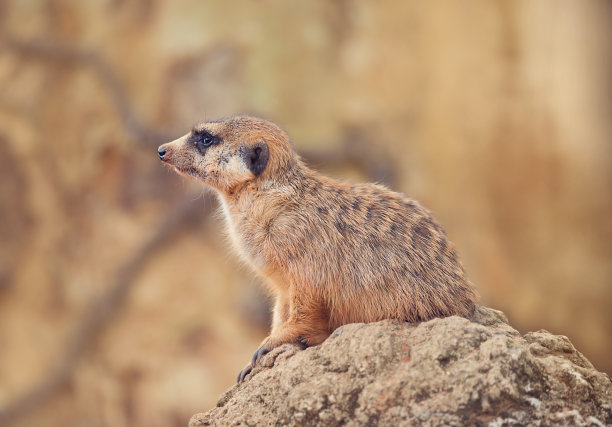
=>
[251,345,271,365]
[236,345,271,383]
[237,364,253,383]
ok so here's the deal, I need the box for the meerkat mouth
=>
[174,166,204,180]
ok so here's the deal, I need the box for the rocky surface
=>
[190,307,612,426]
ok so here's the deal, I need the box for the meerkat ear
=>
[246,141,269,176]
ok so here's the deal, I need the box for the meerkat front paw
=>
[236,322,331,382]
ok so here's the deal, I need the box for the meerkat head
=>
[158,115,295,193]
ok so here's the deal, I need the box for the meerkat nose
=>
[158,147,168,160]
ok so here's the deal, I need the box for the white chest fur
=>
[217,194,267,271]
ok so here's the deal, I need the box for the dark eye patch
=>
[190,129,220,153]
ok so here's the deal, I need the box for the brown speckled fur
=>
[158,115,478,381]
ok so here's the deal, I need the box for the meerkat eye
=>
[199,134,215,147]
[193,131,218,152]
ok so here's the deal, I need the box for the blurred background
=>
[0,1,611,426]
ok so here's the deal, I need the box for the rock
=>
[190,307,612,426]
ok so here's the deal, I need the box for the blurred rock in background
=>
[0,1,610,426]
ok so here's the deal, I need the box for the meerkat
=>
[158,115,478,382]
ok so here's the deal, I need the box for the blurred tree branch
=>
[1,34,172,146]
[1,34,397,186]
[0,195,212,426]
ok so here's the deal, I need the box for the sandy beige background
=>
[0,1,611,426]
